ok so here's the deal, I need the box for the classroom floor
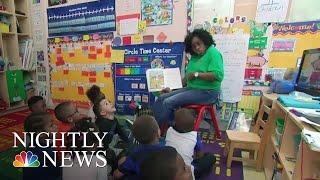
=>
[201,120,266,180]
[0,109,266,180]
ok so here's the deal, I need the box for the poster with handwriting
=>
[47,0,115,37]
[255,0,290,23]
[213,34,250,103]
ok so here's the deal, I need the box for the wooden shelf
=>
[15,14,28,18]
[0,0,31,116]
[271,136,280,153]
[279,153,295,180]
[17,33,30,37]
[1,32,16,35]
[0,10,13,16]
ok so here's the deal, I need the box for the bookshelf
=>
[0,0,33,116]
[262,94,320,180]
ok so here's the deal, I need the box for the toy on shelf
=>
[0,98,8,111]
[0,56,5,71]
[0,15,10,33]
[0,1,7,11]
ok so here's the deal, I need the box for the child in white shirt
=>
[165,108,215,179]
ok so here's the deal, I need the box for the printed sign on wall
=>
[113,43,184,115]
[47,0,116,37]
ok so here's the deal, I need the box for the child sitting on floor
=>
[63,120,110,180]
[27,96,47,113]
[54,101,89,133]
[140,146,193,180]
[86,85,132,148]
[165,108,215,179]
[23,112,61,180]
[54,101,90,160]
[114,115,167,179]
[86,85,132,171]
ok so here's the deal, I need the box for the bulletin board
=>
[48,32,115,107]
[269,20,320,68]
[114,0,187,45]
[113,42,185,115]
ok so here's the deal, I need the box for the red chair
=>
[184,104,221,139]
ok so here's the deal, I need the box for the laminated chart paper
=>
[113,43,184,115]
[48,32,115,107]
[213,34,250,103]
[47,0,115,37]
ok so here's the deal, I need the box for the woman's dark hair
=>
[86,85,105,118]
[184,28,216,55]
[140,147,178,180]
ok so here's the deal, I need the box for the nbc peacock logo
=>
[13,151,40,167]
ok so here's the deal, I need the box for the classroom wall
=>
[116,0,187,43]
[37,0,188,107]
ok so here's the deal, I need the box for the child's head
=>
[140,146,193,180]
[67,120,99,152]
[24,112,57,135]
[86,85,115,118]
[132,115,160,144]
[27,96,47,113]
[54,101,85,123]
[174,108,195,133]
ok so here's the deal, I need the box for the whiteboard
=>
[213,34,250,103]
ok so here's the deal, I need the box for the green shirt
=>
[186,46,224,91]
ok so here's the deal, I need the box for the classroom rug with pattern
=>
[0,110,30,180]
[200,130,244,180]
[0,109,30,152]
[0,110,244,180]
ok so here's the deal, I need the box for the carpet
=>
[0,146,23,180]
[0,110,245,180]
[200,130,244,180]
[0,109,30,152]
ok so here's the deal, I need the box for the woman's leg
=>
[152,88,188,124]
[161,89,219,124]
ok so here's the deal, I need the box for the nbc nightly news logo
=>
[12,132,108,168]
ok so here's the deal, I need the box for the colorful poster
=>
[141,0,173,26]
[48,32,115,107]
[113,43,184,115]
[249,37,267,49]
[47,0,115,37]
[269,21,320,68]
[48,0,67,7]
[272,21,320,35]
[272,39,296,52]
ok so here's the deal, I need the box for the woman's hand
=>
[187,73,196,81]
[161,87,171,94]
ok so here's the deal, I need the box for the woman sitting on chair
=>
[152,29,224,126]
